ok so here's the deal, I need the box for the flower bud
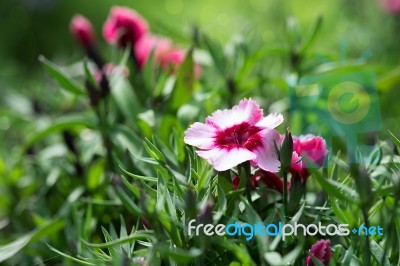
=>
[103,6,148,48]
[306,239,331,266]
[70,14,96,48]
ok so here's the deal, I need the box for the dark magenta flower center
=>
[215,122,262,151]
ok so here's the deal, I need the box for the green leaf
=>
[82,231,155,248]
[86,159,105,190]
[83,60,98,89]
[47,244,95,265]
[388,130,400,148]
[280,129,293,171]
[0,219,64,263]
[264,245,302,266]
[23,114,95,151]
[370,240,390,266]
[39,55,85,96]
[299,16,323,55]
[110,78,140,123]
[310,255,326,266]
[156,243,202,263]
[119,164,158,183]
[377,66,400,92]
[203,35,226,76]
[307,158,359,203]
[115,187,143,216]
[168,48,195,111]
[214,184,227,221]
[143,138,166,163]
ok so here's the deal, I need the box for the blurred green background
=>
[1,0,400,155]
[1,1,400,264]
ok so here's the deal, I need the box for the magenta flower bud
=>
[279,134,327,180]
[306,239,331,266]
[70,14,96,48]
[103,6,148,48]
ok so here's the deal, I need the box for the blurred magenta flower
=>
[103,6,148,48]
[290,135,327,180]
[306,239,331,266]
[70,14,96,48]
[162,48,185,67]
[381,0,400,14]
[252,170,284,192]
[134,35,198,74]
[184,99,283,172]
[134,35,173,68]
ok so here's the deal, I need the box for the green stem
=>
[238,162,252,203]
[283,170,288,221]
[95,98,114,173]
[361,208,371,266]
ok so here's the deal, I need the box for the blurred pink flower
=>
[381,0,400,14]
[184,99,283,172]
[306,239,332,266]
[103,6,148,47]
[70,14,96,48]
[161,48,185,68]
[135,35,202,76]
[290,135,327,180]
[134,35,173,68]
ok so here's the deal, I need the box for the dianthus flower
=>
[184,99,283,171]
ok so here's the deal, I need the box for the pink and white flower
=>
[103,6,148,48]
[184,99,283,172]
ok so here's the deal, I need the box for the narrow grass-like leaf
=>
[119,164,158,183]
[47,244,96,265]
[370,240,390,266]
[82,231,155,248]
[115,187,142,215]
[388,131,400,148]
[39,55,86,96]
[155,243,202,263]
[24,114,95,151]
[0,219,64,263]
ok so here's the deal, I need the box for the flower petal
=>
[255,113,284,129]
[205,99,264,129]
[196,148,256,171]
[184,122,216,149]
[253,129,281,172]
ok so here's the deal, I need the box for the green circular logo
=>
[327,82,370,125]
